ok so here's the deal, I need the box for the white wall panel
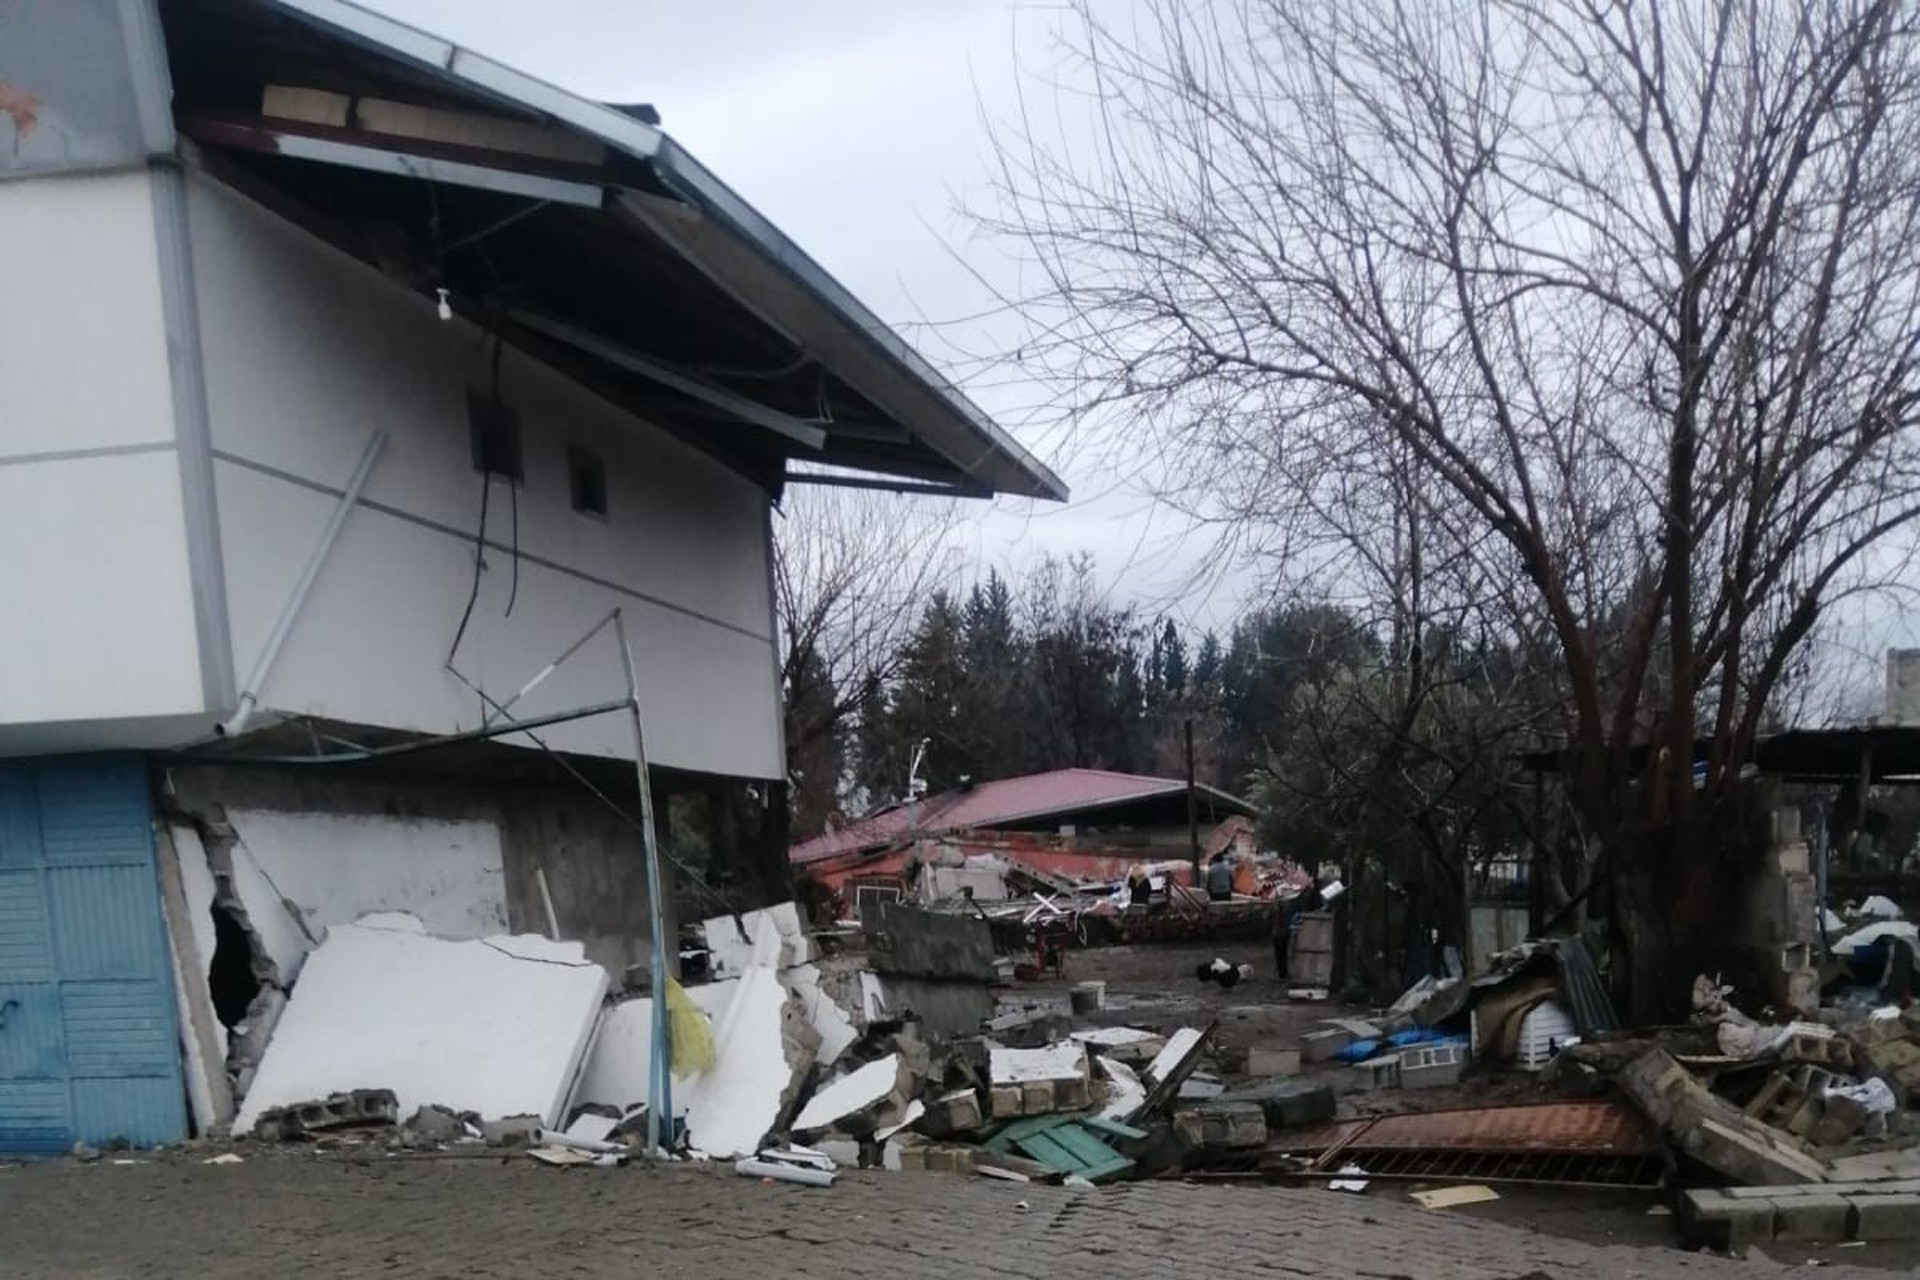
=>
[0,172,175,455]
[0,453,203,723]
[188,173,781,777]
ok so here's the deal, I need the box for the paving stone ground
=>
[0,1154,1898,1280]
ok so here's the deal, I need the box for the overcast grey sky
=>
[362,0,1230,624]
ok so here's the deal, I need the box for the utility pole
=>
[1186,717,1200,879]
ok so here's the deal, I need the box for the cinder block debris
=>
[253,1088,399,1141]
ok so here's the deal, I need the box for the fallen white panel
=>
[792,1054,903,1132]
[227,808,510,941]
[1071,1027,1161,1048]
[781,963,857,1065]
[1096,1056,1145,1120]
[876,1099,925,1141]
[702,902,814,978]
[989,1042,1088,1084]
[234,914,608,1134]
[683,967,803,1157]
[1145,1028,1204,1085]
[570,997,694,1117]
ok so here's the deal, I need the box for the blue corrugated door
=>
[0,755,186,1153]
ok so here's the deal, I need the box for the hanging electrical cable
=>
[490,325,522,618]
[445,467,492,667]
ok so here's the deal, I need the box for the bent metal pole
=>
[614,609,673,1157]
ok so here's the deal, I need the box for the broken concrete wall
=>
[871,903,997,982]
[164,763,673,983]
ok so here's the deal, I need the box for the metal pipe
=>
[614,609,672,1158]
[182,697,633,766]
[218,430,387,737]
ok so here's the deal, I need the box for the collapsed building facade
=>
[0,0,1062,1154]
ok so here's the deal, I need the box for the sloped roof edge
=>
[264,0,1067,502]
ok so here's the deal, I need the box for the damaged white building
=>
[0,0,1062,1155]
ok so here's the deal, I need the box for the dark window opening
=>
[568,443,608,517]
[467,391,523,482]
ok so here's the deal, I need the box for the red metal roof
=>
[790,768,1255,864]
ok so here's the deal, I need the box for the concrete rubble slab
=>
[780,962,858,1065]
[989,1042,1089,1085]
[1070,1026,1162,1048]
[234,914,607,1134]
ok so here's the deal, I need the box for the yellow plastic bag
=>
[664,977,716,1076]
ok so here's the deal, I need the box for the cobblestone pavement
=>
[0,1154,1894,1280]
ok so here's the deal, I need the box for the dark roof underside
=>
[154,0,1067,502]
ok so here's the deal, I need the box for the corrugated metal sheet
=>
[1322,1101,1658,1156]
[793,768,1255,864]
[0,756,186,1154]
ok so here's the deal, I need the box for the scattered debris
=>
[1329,1162,1369,1192]
[1411,1184,1500,1209]
[202,1153,245,1166]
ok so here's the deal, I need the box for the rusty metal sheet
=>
[1340,1101,1659,1155]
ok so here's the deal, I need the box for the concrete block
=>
[1054,1077,1092,1111]
[1246,1048,1301,1078]
[933,1088,982,1133]
[883,1132,928,1172]
[1302,1027,1353,1062]
[989,1086,1023,1119]
[1682,1189,1778,1252]
[923,1144,977,1175]
[1811,1096,1867,1147]
[1853,1193,1920,1240]
[1218,1078,1337,1130]
[1400,1042,1467,1090]
[1196,1101,1267,1149]
[1350,1054,1402,1090]
[1774,1193,1854,1242]
[1020,1081,1054,1116]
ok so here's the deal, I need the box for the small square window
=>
[467,391,523,481]
[568,444,608,517]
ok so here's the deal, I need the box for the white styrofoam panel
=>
[234,914,608,1132]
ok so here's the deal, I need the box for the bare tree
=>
[773,487,963,834]
[983,0,1920,1012]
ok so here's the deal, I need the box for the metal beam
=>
[510,310,828,449]
[185,116,606,207]
[782,470,989,499]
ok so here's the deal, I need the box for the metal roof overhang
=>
[154,0,1067,502]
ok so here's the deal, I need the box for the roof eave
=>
[261,0,1067,503]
